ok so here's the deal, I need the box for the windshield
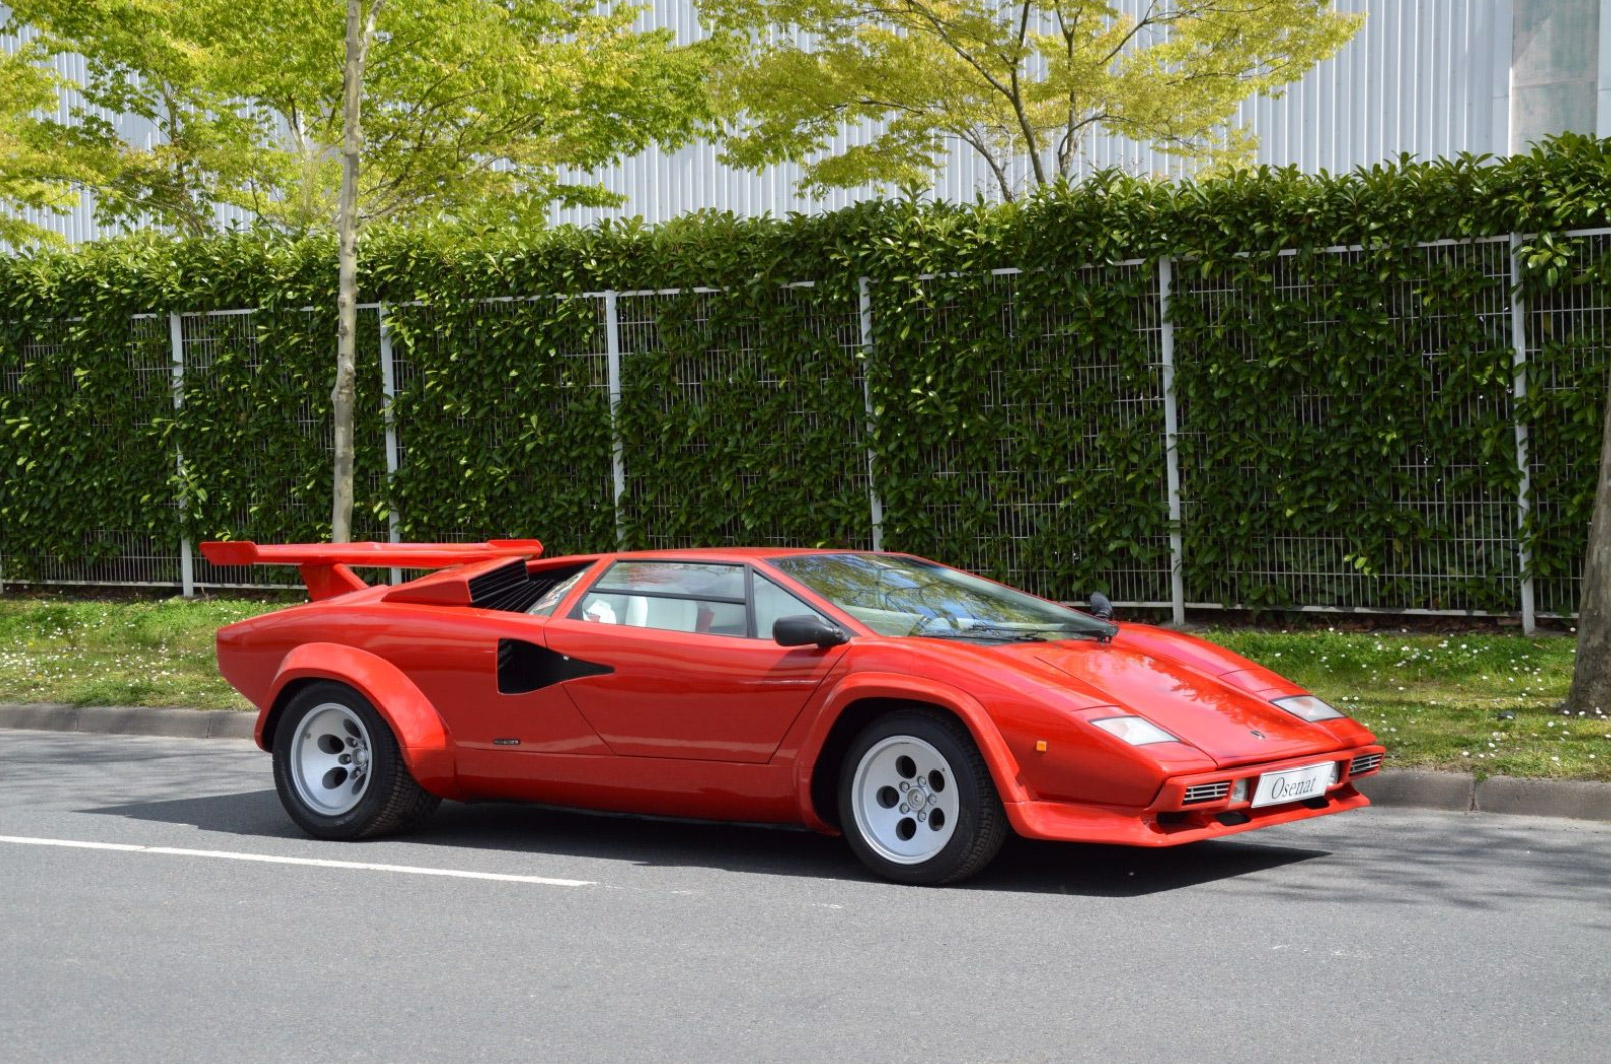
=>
[769,554,1116,642]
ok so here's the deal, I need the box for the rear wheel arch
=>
[271,679,441,840]
[264,644,462,800]
[806,694,1023,830]
[262,677,319,751]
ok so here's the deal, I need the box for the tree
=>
[0,40,86,245]
[333,0,380,544]
[4,2,286,238]
[8,0,715,232]
[702,0,1363,199]
[1565,383,1611,713]
[5,0,715,538]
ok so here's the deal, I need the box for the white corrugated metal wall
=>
[1,1,1525,240]
[552,0,1518,225]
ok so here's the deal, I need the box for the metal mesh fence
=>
[616,284,875,552]
[871,265,1171,605]
[0,314,180,586]
[1,233,1605,620]
[1174,238,1520,613]
[1524,232,1611,617]
[387,296,616,556]
[180,307,388,590]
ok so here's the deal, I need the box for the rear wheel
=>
[272,681,440,840]
[838,709,1006,885]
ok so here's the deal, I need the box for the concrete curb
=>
[1354,770,1475,812]
[2,704,1609,823]
[0,703,255,741]
[1347,770,1611,823]
[1474,775,1611,821]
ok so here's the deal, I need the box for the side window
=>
[752,573,829,640]
[574,561,748,636]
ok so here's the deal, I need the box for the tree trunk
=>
[332,0,379,543]
[1566,379,1611,713]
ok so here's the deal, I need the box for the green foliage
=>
[1169,243,1520,611]
[0,42,83,246]
[867,264,1169,603]
[386,296,617,556]
[615,281,875,551]
[1,0,716,236]
[175,306,390,549]
[3,138,1611,613]
[702,0,1361,197]
[1515,233,1611,617]
[0,273,179,577]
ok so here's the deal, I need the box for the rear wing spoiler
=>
[198,540,545,600]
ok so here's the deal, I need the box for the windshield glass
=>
[769,554,1115,642]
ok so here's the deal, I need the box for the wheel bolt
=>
[917,811,926,822]
[899,804,909,813]
[899,781,909,791]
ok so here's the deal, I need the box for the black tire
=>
[272,680,440,840]
[837,708,1007,885]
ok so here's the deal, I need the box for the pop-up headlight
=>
[1091,716,1179,746]
[1272,695,1345,722]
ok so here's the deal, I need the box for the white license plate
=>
[1251,761,1337,809]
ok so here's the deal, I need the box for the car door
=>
[542,560,847,762]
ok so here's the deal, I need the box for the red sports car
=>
[202,540,1384,885]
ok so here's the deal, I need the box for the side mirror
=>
[1086,591,1115,621]
[773,614,849,649]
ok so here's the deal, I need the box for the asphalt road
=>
[1,731,1608,1064]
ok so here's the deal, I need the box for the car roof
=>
[565,547,882,563]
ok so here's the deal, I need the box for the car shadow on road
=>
[82,788,1328,898]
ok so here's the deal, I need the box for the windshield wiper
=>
[914,622,1108,644]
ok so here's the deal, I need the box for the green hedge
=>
[2,136,1610,612]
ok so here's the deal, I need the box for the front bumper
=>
[1005,744,1386,847]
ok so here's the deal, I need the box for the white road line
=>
[0,835,594,887]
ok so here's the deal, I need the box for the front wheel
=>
[272,681,440,840]
[838,709,1007,885]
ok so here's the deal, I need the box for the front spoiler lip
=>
[1005,744,1386,847]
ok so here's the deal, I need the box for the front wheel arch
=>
[836,706,1008,884]
[807,696,1019,831]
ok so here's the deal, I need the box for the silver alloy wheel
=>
[849,735,961,865]
[289,702,374,816]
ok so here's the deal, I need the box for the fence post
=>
[1509,234,1537,634]
[378,305,403,584]
[858,277,886,552]
[1157,257,1186,627]
[604,291,628,550]
[168,312,195,598]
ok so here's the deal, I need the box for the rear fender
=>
[263,643,462,800]
[795,674,1029,831]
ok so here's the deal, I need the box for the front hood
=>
[1009,635,1340,766]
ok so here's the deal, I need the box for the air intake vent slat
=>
[469,560,542,614]
[1182,781,1230,804]
[1349,753,1384,777]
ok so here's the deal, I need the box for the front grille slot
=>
[1350,753,1384,777]
[1182,781,1231,805]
